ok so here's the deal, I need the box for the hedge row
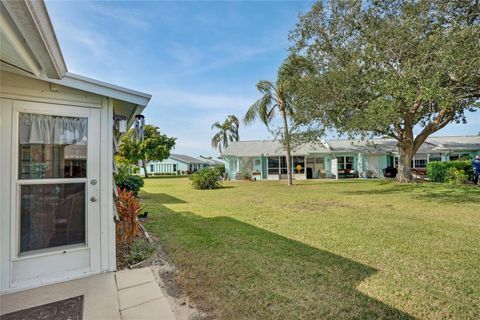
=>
[426,160,472,183]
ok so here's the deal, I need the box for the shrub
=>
[115,173,144,195]
[191,168,221,189]
[213,164,225,177]
[116,189,143,245]
[427,160,472,183]
[125,239,156,265]
[445,167,468,184]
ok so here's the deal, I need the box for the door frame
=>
[8,100,101,290]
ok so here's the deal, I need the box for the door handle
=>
[90,196,97,202]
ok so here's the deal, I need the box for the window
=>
[254,159,260,166]
[336,157,345,170]
[414,155,428,168]
[292,156,305,174]
[336,156,354,170]
[449,153,470,161]
[150,164,154,172]
[345,157,354,170]
[173,164,177,172]
[428,154,442,162]
[280,156,288,174]
[19,113,87,179]
[268,157,279,175]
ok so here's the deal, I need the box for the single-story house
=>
[0,1,151,293]
[145,154,209,175]
[222,136,480,180]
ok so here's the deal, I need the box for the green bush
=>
[191,168,221,189]
[125,239,156,265]
[115,173,144,195]
[426,160,472,183]
[213,164,225,177]
[445,167,468,184]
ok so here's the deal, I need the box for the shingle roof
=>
[169,154,206,164]
[222,135,480,157]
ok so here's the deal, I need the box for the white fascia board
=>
[46,72,152,107]
[2,0,67,79]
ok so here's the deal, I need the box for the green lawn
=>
[141,177,480,319]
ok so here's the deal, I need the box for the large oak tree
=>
[290,0,480,182]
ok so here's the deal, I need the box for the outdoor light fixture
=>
[114,115,128,133]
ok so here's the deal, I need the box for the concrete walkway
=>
[0,268,176,320]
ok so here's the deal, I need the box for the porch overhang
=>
[0,0,67,79]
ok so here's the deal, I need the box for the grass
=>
[141,177,480,319]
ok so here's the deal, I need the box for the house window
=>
[345,157,354,170]
[449,153,470,161]
[173,164,177,172]
[268,157,279,175]
[254,159,260,166]
[292,156,305,174]
[413,155,428,168]
[429,154,442,162]
[150,164,154,172]
[280,156,288,174]
[336,156,354,171]
[336,157,345,170]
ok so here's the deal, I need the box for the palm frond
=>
[256,80,274,94]
[211,132,223,148]
[211,121,223,130]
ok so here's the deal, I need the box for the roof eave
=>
[2,0,67,79]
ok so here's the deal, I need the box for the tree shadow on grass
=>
[145,204,414,319]
[340,181,480,204]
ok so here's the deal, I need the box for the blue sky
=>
[46,0,478,157]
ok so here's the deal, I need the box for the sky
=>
[46,0,479,157]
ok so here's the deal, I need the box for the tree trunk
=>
[396,142,414,182]
[280,108,293,186]
[142,159,149,178]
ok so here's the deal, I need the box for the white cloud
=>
[148,88,257,112]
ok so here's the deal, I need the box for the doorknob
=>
[90,179,97,185]
[90,196,97,202]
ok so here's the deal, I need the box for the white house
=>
[0,0,151,293]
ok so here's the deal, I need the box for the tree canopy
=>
[211,115,240,154]
[289,0,480,181]
[119,124,176,177]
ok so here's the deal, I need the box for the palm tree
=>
[227,114,240,141]
[244,80,294,186]
[211,115,240,154]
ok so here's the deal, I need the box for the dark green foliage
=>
[115,173,144,195]
[289,0,480,181]
[427,161,472,183]
[118,125,176,178]
[213,164,225,177]
[125,239,156,265]
[191,168,221,190]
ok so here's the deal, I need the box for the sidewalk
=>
[0,268,176,320]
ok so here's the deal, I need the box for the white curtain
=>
[19,113,87,145]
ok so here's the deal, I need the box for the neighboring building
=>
[0,1,151,293]
[145,154,209,175]
[222,136,480,180]
[199,155,226,167]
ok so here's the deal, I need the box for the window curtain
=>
[19,113,87,145]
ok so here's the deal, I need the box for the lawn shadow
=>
[141,192,187,204]
[145,203,414,319]
[340,181,480,204]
